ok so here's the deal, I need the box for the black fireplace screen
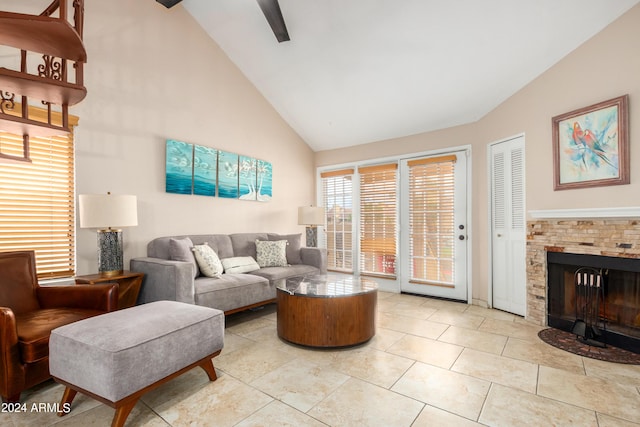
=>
[547,252,640,354]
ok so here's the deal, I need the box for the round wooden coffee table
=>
[276,275,377,348]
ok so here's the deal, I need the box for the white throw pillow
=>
[192,243,223,278]
[221,256,260,274]
[255,239,288,267]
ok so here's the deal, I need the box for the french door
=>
[399,151,468,300]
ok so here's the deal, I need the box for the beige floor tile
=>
[222,332,255,354]
[384,293,428,306]
[154,375,272,427]
[438,325,507,355]
[225,317,275,337]
[538,365,640,423]
[308,378,424,427]
[391,362,490,421]
[583,357,640,388]
[597,413,640,427]
[502,338,584,374]
[478,318,545,342]
[377,312,449,339]
[364,326,406,351]
[387,334,463,369]
[215,341,293,383]
[10,380,100,427]
[428,309,485,329]
[420,297,469,312]
[380,302,438,319]
[0,411,14,427]
[235,400,326,427]
[53,401,169,427]
[451,348,538,393]
[250,359,349,412]
[464,305,518,322]
[502,337,586,374]
[141,368,219,409]
[479,383,598,427]
[326,346,414,389]
[377,291,395,300]
[412,404,483,427]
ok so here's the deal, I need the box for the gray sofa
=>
[130,233,327,314]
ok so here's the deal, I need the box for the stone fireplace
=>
[526,209,640,353]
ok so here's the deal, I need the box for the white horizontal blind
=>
[0,121,76,279]
[358,163,397,278]
[321,169,354,272]
[408,155,456,287]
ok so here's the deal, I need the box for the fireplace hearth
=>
[547,252,640,354]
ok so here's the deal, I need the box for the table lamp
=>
[79,193,138,276]
[298,206,325,247]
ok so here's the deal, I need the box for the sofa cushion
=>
[169,237,199,278]
[268,233,302,265]
[221,256,260,274]
[194,274,272,312]
[192,243,224,278]
[250,264,319,282]
[255,239,288,267]
[148,235,235,260]
[229,233,268,258]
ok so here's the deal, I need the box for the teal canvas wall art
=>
[193,145,217,196]
[239,156,257,200]
[257,159,272,202]
[218,151,239,199]
[166,139,193,194]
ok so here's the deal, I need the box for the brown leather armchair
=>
[0,251,118,402]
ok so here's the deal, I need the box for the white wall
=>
[316,4,640,304]
[73,1,315,274]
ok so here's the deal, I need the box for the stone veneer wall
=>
[526,219,640,325]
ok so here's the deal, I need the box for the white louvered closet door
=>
[490,136,526,316]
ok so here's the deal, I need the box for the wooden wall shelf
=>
[0,68,86,105]
[0,112,69,138]
[0,11,86,62]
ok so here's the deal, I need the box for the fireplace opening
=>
[547,252,640,354]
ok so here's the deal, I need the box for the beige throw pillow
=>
[221,256,260,274]
[192,243,224,278]
[255,239,288,267]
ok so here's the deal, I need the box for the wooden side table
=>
[75,271,144,310]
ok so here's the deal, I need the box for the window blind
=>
[408,155,456,287]
[358,163,397,278]
[321,169,354,272]
[0,109,77,279]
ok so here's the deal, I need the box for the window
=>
[358,163,397,278]
[0,107,77,279]
[408,155,456,286]
[321,169,354,272]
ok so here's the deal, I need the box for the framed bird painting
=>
[552,95,629,190]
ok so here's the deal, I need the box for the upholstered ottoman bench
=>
[49,300,224,427]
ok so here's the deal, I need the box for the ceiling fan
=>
[156,0,290,42]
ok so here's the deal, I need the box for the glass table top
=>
[276,274,378,297]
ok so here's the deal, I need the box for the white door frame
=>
[486,133,525,311]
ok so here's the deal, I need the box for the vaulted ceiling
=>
[181,0,638,151]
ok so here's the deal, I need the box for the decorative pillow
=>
[192,243,224,278]
[255,239,288,268]
[221,256,260,274]
[169,237,199,278]
[268,233,302,264]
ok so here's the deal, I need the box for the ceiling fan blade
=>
[257,0,290,43]
[156,0,183,9]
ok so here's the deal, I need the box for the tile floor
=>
[5,291,640,426]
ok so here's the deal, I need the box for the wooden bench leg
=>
[112,398,139,427]
[57,387,77,417]
[199,358,217,381]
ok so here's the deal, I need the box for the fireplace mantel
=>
[529,207,640,220]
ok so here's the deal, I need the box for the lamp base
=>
[305,226,318,247]
[97,229,124,276]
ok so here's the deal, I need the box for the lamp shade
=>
[79,194,138,229]
[298,206,325,226]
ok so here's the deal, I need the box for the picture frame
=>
[552,95,629,190]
